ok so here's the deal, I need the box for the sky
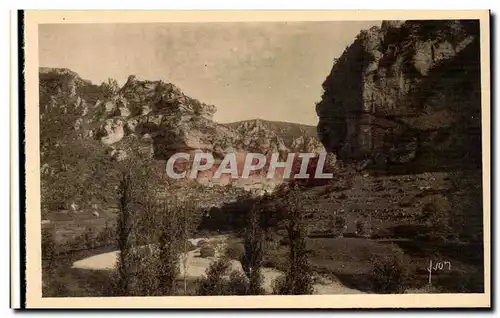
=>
[39,21,379,125]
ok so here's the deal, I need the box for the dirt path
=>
[72,234,364,295]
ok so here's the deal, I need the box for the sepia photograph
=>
[21,10,490,308]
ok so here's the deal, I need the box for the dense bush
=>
[197,258,231,295]
[197,258,255,296]
[226,271,250,295]
[332,215,347,237]
[371,248,409,294]
[421,195,454,242]
[271,274,287,295]
[100,78,120,99]
[355,219,372,238]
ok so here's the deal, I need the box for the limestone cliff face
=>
[316,20,482,171]
[39,68,326,190]
[226,119,325,157]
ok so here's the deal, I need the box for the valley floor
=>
[71,234,364,295]
[42,170,484,296]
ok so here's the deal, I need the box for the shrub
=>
[271,274,287,295]
[129,247,160,296]
[83,227,95,249]
[95,221,115,245]
[371,248,409,294]
[422,196,454,242]
[197,258,230,295]
[226,271,250,295]
[355,219,372,238]
[332,215,347,237]
[100,78,120,99]
[200,246,215,258]
[225,242,245,260]
[262,251,282,269]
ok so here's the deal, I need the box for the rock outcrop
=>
[316,20,482,172]
[39,68,328,191]
[226,119,325,157]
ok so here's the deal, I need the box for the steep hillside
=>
[313,19,484,250]
[316,20,482,172]
[40,69,325,163]
[39,68,328,209]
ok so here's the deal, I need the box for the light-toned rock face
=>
[40,68,333,192]
[141,105,151,116]
[103,101,115,114]
[99,119,125,145]
[116,107,131,118]
[226,119,324,156]
[316,20,482,171]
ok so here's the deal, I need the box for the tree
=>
[355,219,372,238]
[241,206,265,295]
[100,78,120,99]
[226,271,250,295]
[371,248,409,294]
[178,199,200,295]
[197,258,231,295]
[333,215,347,237]
[276,186,314,295]
[156,200,181,295]
[115,172,134,296]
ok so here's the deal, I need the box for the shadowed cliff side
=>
[316,20,481,173]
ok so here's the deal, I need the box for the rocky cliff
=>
[316,20,482,172]
[39,68,325,179]
[226,119,324,157]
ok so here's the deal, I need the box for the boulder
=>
[99,118,125,145]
